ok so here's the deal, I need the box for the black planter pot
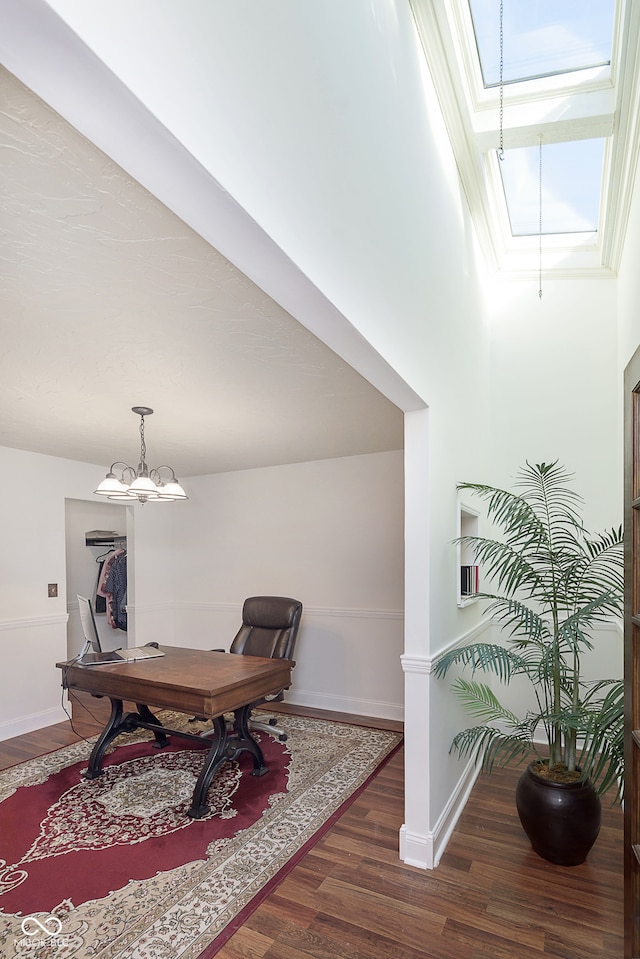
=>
[515,761,602,866]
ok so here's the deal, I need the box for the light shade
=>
[157,479,188,501]
[93,408,188,505]
[127,475,162,499]
[94,473,129,497]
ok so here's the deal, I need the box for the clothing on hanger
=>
[104,550,127,631]
[97,548,127,630]
[94,559,107,613]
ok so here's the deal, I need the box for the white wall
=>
[0,446,122,738]
[134,451,405,720]
[0,446,405,736]
[485,276,621,531]
[617,126,640,372]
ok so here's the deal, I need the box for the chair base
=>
[250,716,288,742]
[188,712,288,742]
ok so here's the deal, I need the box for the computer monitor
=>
[77,595,102,661]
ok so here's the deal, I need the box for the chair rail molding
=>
[0,613,68,631]
[402,617,493,675]
[432,615,493,661]
[400,653,434,674]
[131,602,403,620]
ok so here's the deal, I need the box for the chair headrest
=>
[242,596,302,630]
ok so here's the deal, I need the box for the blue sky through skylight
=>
[499,139,605,236]
[469,0,615,85]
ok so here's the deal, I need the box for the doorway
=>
[65,498,128,658]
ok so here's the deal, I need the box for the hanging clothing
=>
[94,560,107,613]
[97,548,126,630]
[105,551,127,631]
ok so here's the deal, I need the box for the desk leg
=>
[83,697,125,780]
[136,704,170,748]
[233,706,268,777]
[187,706,270,819]
[188,715,227,819]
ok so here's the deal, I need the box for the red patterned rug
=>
[0,712,401,958]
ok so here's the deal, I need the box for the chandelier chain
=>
[139,413,147,465]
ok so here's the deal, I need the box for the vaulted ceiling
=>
[5,2,636,486]
[0,67,404,479]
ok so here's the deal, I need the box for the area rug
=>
[0,713,401,958]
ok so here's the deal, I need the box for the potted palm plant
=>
[435,461,623,866]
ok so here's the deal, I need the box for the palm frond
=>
[456,482,542,540]
[450,679,521,725]
[450,724,534,772]
[575,681,624,798]
[434,642,529,683]
[479,596,549,646]
[514,461,584,528]
[456,537,547,598]
[585,525,624,559]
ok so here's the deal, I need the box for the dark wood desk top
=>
[57,646,293,718]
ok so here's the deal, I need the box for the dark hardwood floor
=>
[0,697,623,958]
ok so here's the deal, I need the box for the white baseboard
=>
[399,758,480,870]
[285,688,403,723]
[0,705,68,743]
[431,758,480,866]
[399,824,434,869]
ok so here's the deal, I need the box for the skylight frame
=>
[408,0,635,277]
[498,138,607,238]
[449,0,616,132]
[455,0,617,252]
[482,148,603,276]
[464,1,615,244]
[467,0,616,90]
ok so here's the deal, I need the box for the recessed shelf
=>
[457,497,480,607]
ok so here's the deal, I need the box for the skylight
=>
[409,0,633,274]
[469,0,615,86]
[499,139,605,236]
[467,0,615,242]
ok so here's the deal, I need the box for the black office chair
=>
[227,595,302,741]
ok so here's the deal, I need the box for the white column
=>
[400,406,434,868]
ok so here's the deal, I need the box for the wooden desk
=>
[57,646,293,818]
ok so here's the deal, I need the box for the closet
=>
[87,530,128,634]
[65,499,128,658]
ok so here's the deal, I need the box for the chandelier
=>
[94,407,188,504]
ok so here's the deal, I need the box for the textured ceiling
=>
[0,67,403,478]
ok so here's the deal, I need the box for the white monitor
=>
[77,595,102,661]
